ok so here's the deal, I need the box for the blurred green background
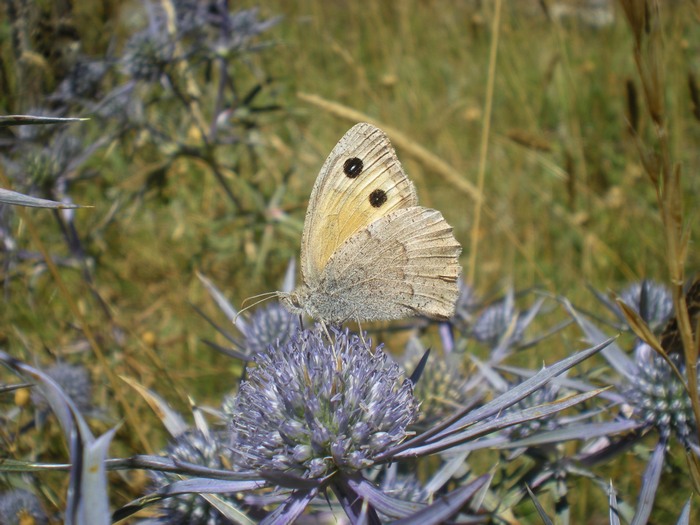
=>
[1,0,699,522]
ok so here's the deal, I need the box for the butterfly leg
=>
[355,318,369,347]
[319,321,333,343]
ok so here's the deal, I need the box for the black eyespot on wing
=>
[343,157,363,178]
[369,189,387,207]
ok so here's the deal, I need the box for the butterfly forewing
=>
[301,123,418,284]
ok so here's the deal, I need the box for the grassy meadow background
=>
[1,0,700,522]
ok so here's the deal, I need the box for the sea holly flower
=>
[239,303,300,356]
[471,288,524,347]
[2,126,87,200]
[0,489,48,525]
[624,343,698,445]
[469,288,546,364]
[588,280,673,334]
[121,29,175,82]
[224,326,491,522]
[196,259,300,360]
[617,281,673,332]
[51,56,110,104]
[166,2,281,56]
[31,362,93,416]
[148,430,239,525]
[229,328,419,477]
[120,3,176,84]
[568,301,700,447]
[451,279,480,332]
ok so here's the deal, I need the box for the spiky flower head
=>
[369,468,430,521]
[170,2,280,57]
[625,343,698,445]
[150,430,236,524]
[242,302,299,355]
[121,30,175,81]
[54,57,109,101]
[31,363,92,415]
[452,280,479,331]
[0,489,48,525]
[22,133,83,189]
[229,328,419,478]
[379,470,429,503]
[618,280,673,332]
[471,294,525,348]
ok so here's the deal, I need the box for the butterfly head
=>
[279,286,310,317]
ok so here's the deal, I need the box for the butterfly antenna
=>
[241,291,279,308]
[233,292,281,324]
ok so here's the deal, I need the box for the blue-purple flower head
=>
[242,302,299,355]
[0,489,48,525]
[121,29,175,81]
[150,430,235,524]
[31,363,93,415]
[452,279,479,330]
[53,57,109,102]
[618,280,673,332]
[471,294,526,348]
[16,132,83,189]
[625,343,698,445]
[229,328,419,478]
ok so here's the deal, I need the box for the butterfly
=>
[279,123,462,325]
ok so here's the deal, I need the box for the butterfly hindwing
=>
[305,206,462,323]
[300,123,418,285]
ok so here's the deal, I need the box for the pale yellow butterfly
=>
[279,123,462,325]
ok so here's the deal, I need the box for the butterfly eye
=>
[343,157,364,178]
[369,189,388,208]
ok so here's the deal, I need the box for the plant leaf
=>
[119,375,189,437]
[497,420,642,449]
[526,484,553,525]
[608,480,622,525]
[0,115,87,127]
[260,488,319,525]
[344,472,423,518]
[631,439,666,525]
[113,479,264,522]
[0,188,84,209]
[390,474,490,525]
